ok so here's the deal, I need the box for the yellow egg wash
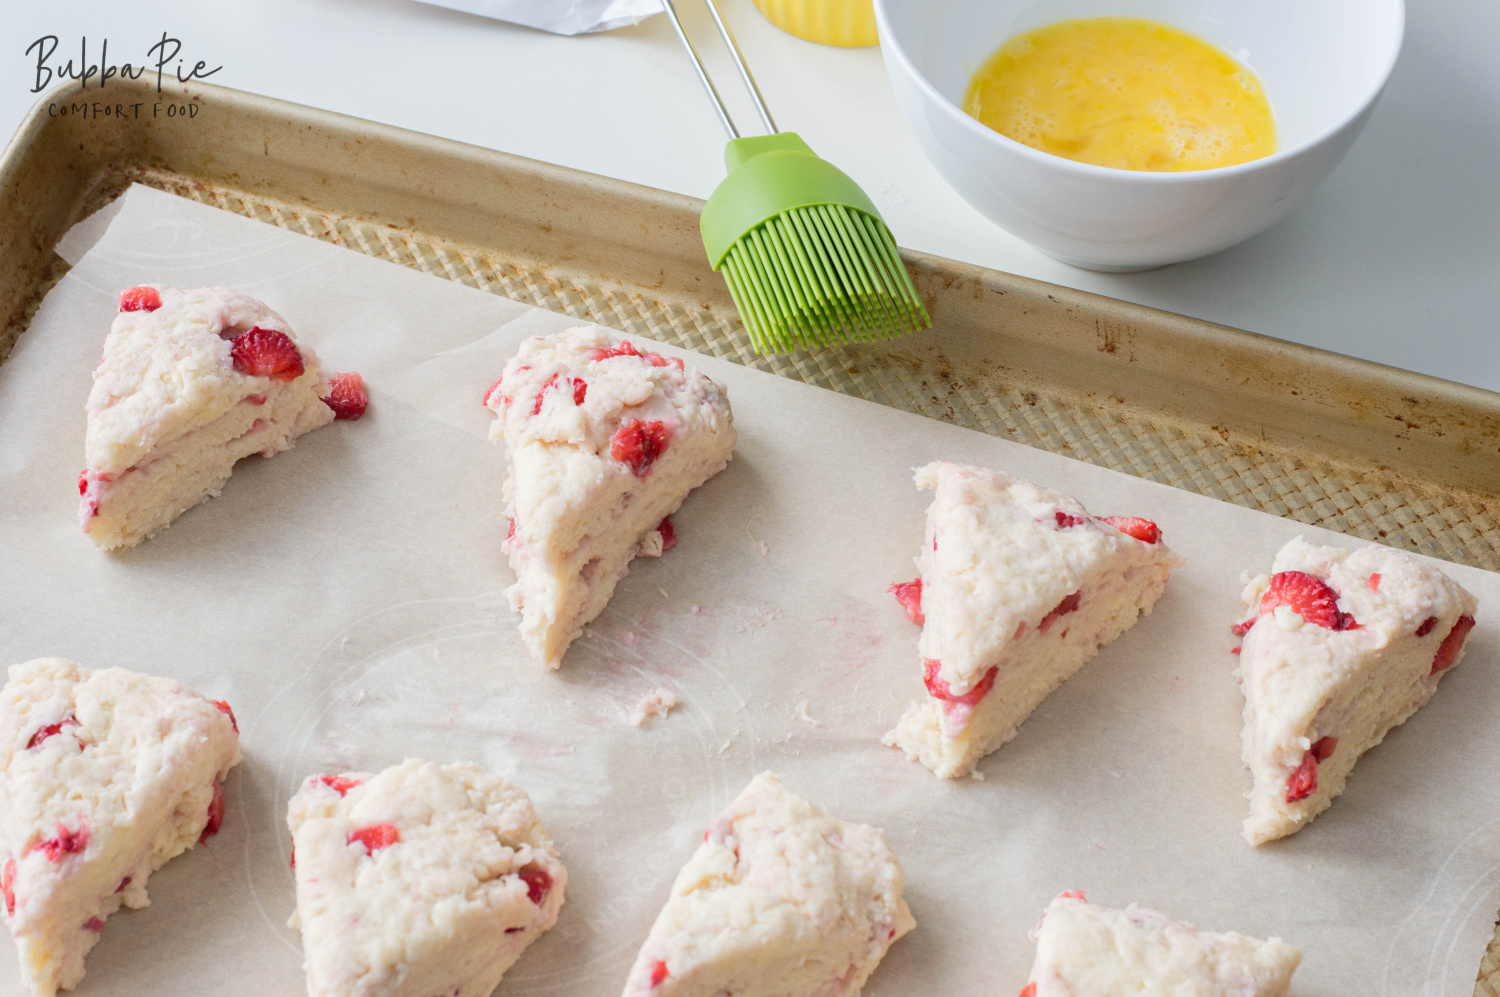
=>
[963,18,1277,172]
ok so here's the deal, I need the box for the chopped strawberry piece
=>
[888,579,924,625]
[1039,591,1081,633]
[530,375,586,415]
[1432,615,1476,674]
[32,821,89,862]
[118,286,161,312]
[506,518,517,541]
[83,917,105,933]
[348,824,400,854]
[1286,750,1318,802]
[1054,511,1086,529]
[115,876,130,894]
[230,327,305,382]
[519,867,552,906]
[199,781,226,843]
[1059,889,1086,900]
[3,859,15,915]
[1019,984,1037,997]
[247,393,267,405]
[587,340,643,362]
[646,352,686,370]
[1100,516,1161,544]
[1258,571,1342,629]
[1368,573,1382,591]
[1415,616,1437,638]
[27,713,78,749]
[649,960,670,988]
[323,371,368,420]
[483,377,505,408]
[317,775,362,796]
[1310,735,1337,761]
[611,419,673,476]
[657,516,677,551]
[1230,646,1242,655]
[1230,618,1255,637]
[1337,615,1362,631]
[210,699,238,733]
[923,660,998,709]
[505,926,524,934]
[77,470,87,495]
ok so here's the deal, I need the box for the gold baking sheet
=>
[2,77,1499,992]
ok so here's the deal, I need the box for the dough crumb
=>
[796,700,821,727]
[970,769,986,782]
[629,688,679,727]
[758,541,770,557]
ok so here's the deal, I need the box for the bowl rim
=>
[872,0,1407,183]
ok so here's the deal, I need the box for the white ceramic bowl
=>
[873,0,1405,270]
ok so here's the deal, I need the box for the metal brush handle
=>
[660,0,779,139]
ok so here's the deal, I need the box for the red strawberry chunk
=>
[611,420,673,476]
[115,877,130,894]
[923,660,998,709]
[1368,573,1382,591]
[32,821,89,862]
[506,518,517,542]
[587,341,643,362]
[1059,890,1086,900]
[1230,645,1242,655]
[1019,984,1037,997]
[1415,616,1437,638]
[1286,750,1318,802]
[84,917,105,933]
[317,775,362,796]
[230,327,304,382]
[530,375,587,415]
[27,713,78,749]
[658,516,677,551]
[211,700,238,734]
[888,579,924,625]
[519,867,552,906]
[1310,735,1337,761]
[1100,516,1161,544]
[3,859,15,915]
[199,781,226,843]
[646,352,685,370]
[323,371,368,420]
[1258,571,1342,629]
[118,286,161,312]
[483,377,506,408]
[1432,615,1476,674]
[649,960,670,988]
[1230,618,1255,637]
[1039,591,1081,633]
[1054,511,1086,529]
[77,470,87,496]
[348,824,400,854]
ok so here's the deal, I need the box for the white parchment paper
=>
[412,0,661,35]
[2,183,1499,996]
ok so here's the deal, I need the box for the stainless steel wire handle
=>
[660,0,779,140]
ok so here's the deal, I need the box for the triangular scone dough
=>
[884,462,1183,778]
[1236,536,1479,845]
[82,286,337,549]
[1025,892,1301,996]
[287,759,566,997]
[620,772,913,997]
[485,328,736,668]
[0,658,241,997]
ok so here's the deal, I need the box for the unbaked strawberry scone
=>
[884,462,1184,779]
[485,327,736,668]
[620,772,913,997]
[81,285,367,550]
[0,658,241,997]
[1019,891,1301,997]
[287,759,566,997]
[1234,536,1479,845]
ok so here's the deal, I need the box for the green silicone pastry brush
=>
[661,0,930,354]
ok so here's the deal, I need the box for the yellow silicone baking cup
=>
[752,0,878,48]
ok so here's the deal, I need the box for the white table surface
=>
[3,0,1497,391]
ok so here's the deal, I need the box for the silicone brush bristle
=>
[719,204,930,353]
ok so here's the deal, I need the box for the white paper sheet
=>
[2,182,1498,997]
[413,0,661,35]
